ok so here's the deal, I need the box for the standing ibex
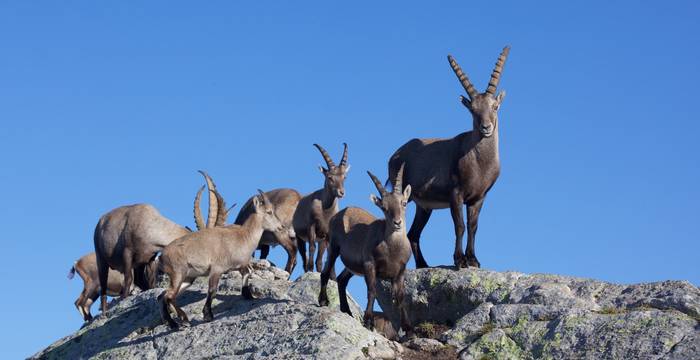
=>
[319,164,412,336]
[388,46,510,269]
[234,188,301,274]
[93,171,221,313]
[293,143,349,273]
[159,190,284,329]
[68,252,156,321]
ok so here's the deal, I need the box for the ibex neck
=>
[320,189,338,210]
[469,127,500,164]
[232,213,265,250]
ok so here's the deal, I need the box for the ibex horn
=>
[213,188,228,227]
[485,46,511,95]
[313,143,336,169]
[193,185,205,231]
[448,54,478,100]
[367,170,387,196]
[393,163,405,194]
[198,170,219,229]
[339,142,349,168]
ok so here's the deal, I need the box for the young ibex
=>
[319,164,412,336]
[93,170,220,313]
[293,143,349,273]
[159,190,284,329]
[387,46,510,269]
[68,252,156,321]
[234,188,302,274]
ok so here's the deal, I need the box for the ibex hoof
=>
[241,286,254,300]
[318,295,329,307]
[466,257,481,268]
[363,314,375,330]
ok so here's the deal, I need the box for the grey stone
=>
[31,261,388,360]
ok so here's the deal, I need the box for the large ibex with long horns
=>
[387,46,510,269]
[93,171,225,313]
[319,164,413,336]
[293,143,350,274]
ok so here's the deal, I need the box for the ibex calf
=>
[159,190,284,329]
[319,164,413,336]
[388,46,510,268]
[293,143,349,274]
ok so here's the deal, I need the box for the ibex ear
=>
[496,91,506,105]
[369,194,382,208]
[460,95,472,109]
[402,184,412,200]
[318,166,328,174]
[343,164,351,173]
[252,196,261,209]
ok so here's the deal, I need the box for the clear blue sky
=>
[1,1,698,357]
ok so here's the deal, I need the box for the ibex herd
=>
[69,46,510,339]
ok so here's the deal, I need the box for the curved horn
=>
[198,170,219,228]
[339,142,349,167]
[313,143,336,169]
[193,185,205,231]
[448,54,478,99]
[393,163,405,194]
[213,189,228,227]
[367,171,386,196]
[485,46,511,95]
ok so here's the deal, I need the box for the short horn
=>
[367,171,386,196]
[485,46,511,95]
[193,185,205,231]
[393,163,405,194]
[448,54,478,99]
[213,189,228,227]
[313,143,336,169]
[339,142,349,167]
[198,170,219,228]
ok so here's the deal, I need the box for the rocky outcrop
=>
[31,260,402,360]
[32,260,699,359]
[376,267,700,359]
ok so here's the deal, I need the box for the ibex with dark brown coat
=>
[93,171,220,313]
[234,188,301,274]
[388,46,510,269]
[319,164,413,336]
[293,143,349,273]
[159,190,284,329]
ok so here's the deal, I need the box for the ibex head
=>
[314,143,350,199]
[253,189,284,233]
[448,46,510,138]
[368,163,411,232]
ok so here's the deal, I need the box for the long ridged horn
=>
[448,54,478,99]
[485,46,511,95]
[393,163,405,194]
[314,143,336,169]
[193,185,205,231]
[198,170,219,228]
[367,171,386,196]
[339,142,349,168]
[213,189,227,227]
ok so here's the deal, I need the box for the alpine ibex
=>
[234,188,301,274]
[293,143,349,274]
[159,190,284,329]
[93,170,221,313]
[68,252,156,321]
[319,164,412,336]
[387,46,510,269]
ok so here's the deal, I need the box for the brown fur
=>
[387,46,510,269]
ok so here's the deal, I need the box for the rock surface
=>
[32,261,699,359]
[31,260,400,360]
[377,267,700,359]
